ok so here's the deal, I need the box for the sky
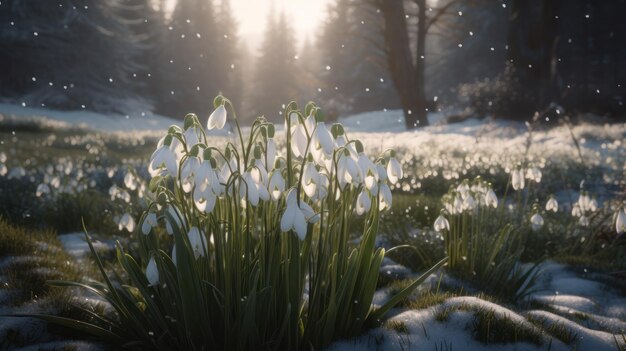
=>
[167,0,333,50]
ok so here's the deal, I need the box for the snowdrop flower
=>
[379,183,392,211]
[188,227,208,258]
[358,153,379,194]
[484,189,498,208]
[462,194,476,211]
[356,190,371,215]
[149,144,177,177]
[302,161,319,198]
[511,168,525,191]
[0,163,6,177]
[571,203,582,217]
[311,122,335,158]
[310,173,329,201]
[530,213,544,231]
[181,155,201,193]
[207,105,227,130]
[239,171,260,206]
[578,216,590,227]
[124,171,138,190]
[588,198,598,212]
[434,214,450,232]
[141,212,158,235]
[616,207,626,234]
[265,138,277,170]
[268,170,285,201]
[526,167,542,183]
[386,157,403,184]
[0,152,5,163]
[291,124,309,158]
[545,197,558,212]
[193,160,220,212]
[145,257,159,286]
[118,213,136,232]
[338,153,362,188]
[183,125,202,147]
[36,183,50,197]
[281,188,308,240]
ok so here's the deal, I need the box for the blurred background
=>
[1,0,625,127]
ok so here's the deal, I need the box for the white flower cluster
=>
[144,99,402,244]
[434,178,498,232]
[511,165,542,191]
[571,191,598,227]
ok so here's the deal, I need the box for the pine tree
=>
[249,11,299,122]
[161,0,220,118]
[215,0,243,112]
[0,0,146,113]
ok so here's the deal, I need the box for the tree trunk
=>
[379,0,429,128]
[414,0,428,126]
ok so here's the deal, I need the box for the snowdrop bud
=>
[146,257,159,286]
[387,157,403,184]
[484,189,498,208]
[36,183,50,197]
[118,213,136,232]
[379,183,392,211]
[331,123,345,138]
[141,212,158,235]
[183,113,197,130]
[188,227,207,259]
[356,190,371,216]
[530,213,544,231]
[208,105,227,130]
[434,214,450,232]
[281,188,308,240]
[616,207,626,234]
[545,196,558,212]
[511,168,525,191]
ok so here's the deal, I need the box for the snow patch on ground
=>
[58,232,114,258]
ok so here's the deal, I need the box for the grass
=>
[0,217,93,307]
[526,315,578,345]
[384,320,409,334]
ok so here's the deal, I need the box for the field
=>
[0,105,624,350]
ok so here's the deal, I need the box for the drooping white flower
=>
[530,213,544,231]
[511,169,525,191]
[265,138,276,170]
[545,197,558,212]
[183,126,202,147]
[141,212,158,235]
[193,160,220,213]
[484,189,498,208]
[118,213,136,232]
[280,189,308,240]
[268,170,285,202]
[588,198,598,212]
[36,183,50,197]
[616,207,626,234]
[434,214,450,232]
[571,203,582,217]
[312,122,334,157]
[149,145,177,177]
[302,162,319,198]
[188,227,207,258]
[463,194,476,211]
[356,190,371,216]
[358,154,379,194]
[181,156,201,193]
[379,183,392,211]
[146,257,159,286]
[124,171,137,190]
[207,105,227,130]
[387,157,403,184]
[291,124,309,158]
[578,216,590,227]
[526,167,542,183]
[338,153,362,188]
[0,163,7,177]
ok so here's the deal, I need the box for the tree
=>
[249,11,299,122]
[158,0,221,118]
[0,0,146,113]
[375,0,461,129]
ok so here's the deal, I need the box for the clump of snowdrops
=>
[43,96,445,350]
[433,176,541,301]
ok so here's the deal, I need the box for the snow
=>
[58,232,114,258]
[0,102,179,133]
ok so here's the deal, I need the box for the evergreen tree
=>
[161,0,220,118]
[250,11,299,123]
[215,0,243,112]
[0,0,146,113]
